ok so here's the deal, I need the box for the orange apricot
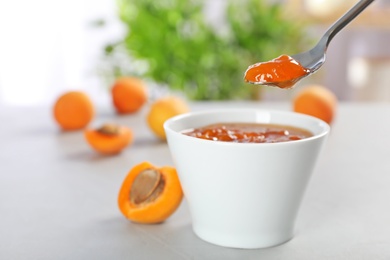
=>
[147,96,190,140]
[111,77,148,114]
[118,162,183,224]
[293,85,337,125]
[84,124,133,154]
[53,91,94,130]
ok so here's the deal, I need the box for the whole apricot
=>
[53,91,94,130]
[147,96,190,140]
[293,85,337,125]
[84,124,133,154]
[111,77,148,114]
[118,162,183,224]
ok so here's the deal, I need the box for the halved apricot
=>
[84,123,133,154]
[118,162,183,224]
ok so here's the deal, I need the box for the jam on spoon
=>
[244,55,310,89]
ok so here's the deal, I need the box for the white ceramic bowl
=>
[164,109,329,249]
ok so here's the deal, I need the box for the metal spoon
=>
[245,0,375,87]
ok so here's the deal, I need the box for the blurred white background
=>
[0,0,123,106]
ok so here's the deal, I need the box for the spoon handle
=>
[323,0,375,46]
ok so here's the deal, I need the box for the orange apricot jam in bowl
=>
[182,123,313,143]
[164,109,329,249]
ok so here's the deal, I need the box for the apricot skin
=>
[53,91,94,130]
[147,96,190,140]
[84,126,133,154]
[111,77,148,114]
[293,85,337,125]
[118,162,183,224]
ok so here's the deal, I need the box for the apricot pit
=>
[97,124,120,135]
[130,169,164,205]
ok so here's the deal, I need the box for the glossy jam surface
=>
[182,123,313,143]
[244,55,310,89]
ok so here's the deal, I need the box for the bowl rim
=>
[164,108,330,146]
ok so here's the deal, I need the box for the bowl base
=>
[193,226,294,249]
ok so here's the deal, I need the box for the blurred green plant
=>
[102,0,309,100]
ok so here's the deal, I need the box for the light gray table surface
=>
[1,101,390,260]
